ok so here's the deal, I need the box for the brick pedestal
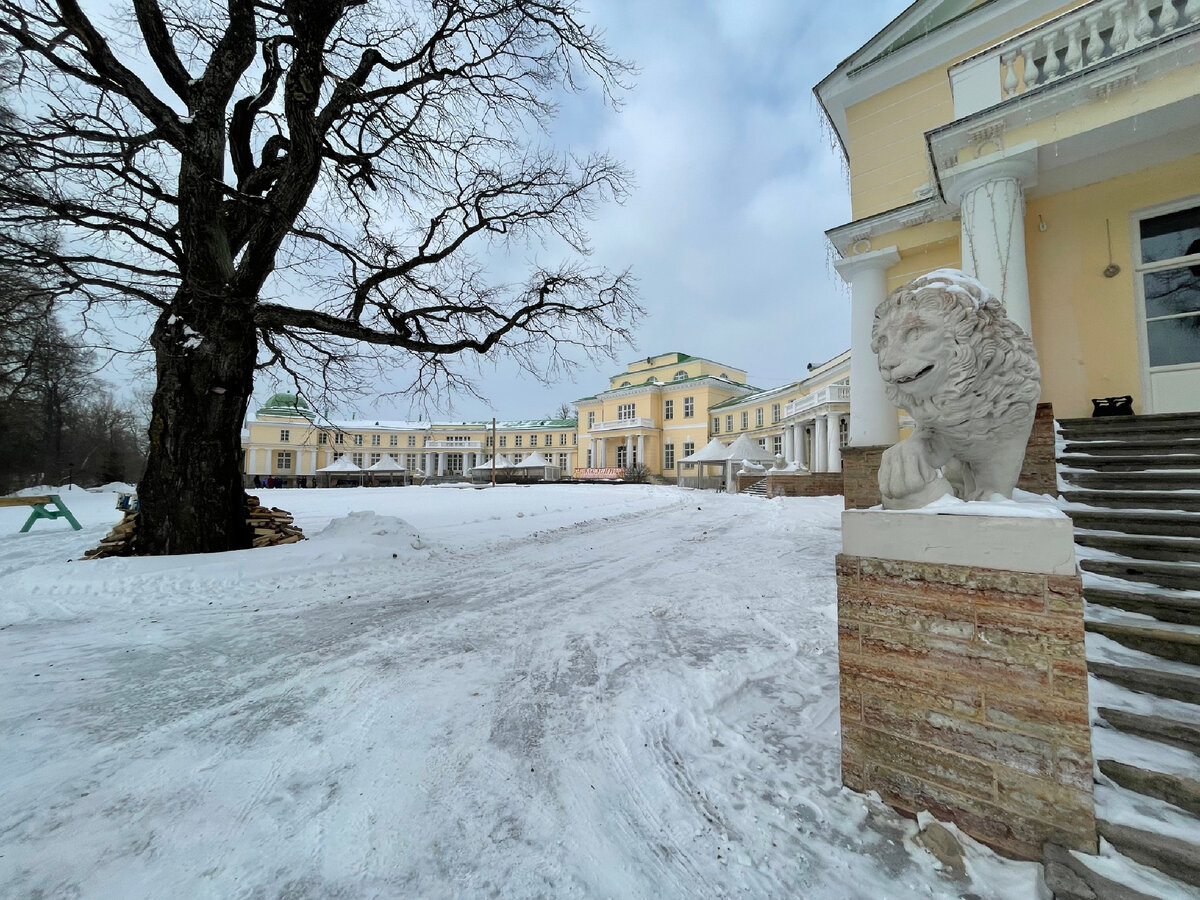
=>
[836,511,1096,860]
[765,472,844,498]
[840,445,887,509]
[1017,402,1056,496]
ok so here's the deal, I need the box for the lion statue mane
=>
[870,269,1041,509]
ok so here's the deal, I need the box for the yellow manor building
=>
[817,0,1200,461]
[241,351,854,486]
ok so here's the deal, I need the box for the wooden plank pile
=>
[84,495,305,559]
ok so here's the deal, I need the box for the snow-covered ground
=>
[0,484,1044,898]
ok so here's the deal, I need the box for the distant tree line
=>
[0,277,146,494]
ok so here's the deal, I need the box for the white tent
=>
[317,455,364,486]
[470,454,514,471]
[676,438,730,490]
[723,434,776,493]
[513,451,562,482]
[469,454,514,484]
[366,454,409,485]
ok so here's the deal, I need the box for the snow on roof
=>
[470,454,514,470]
[514,452,554,469]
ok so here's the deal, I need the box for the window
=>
[353,434,363,446]
[499,435,507,447]
[276,451,292,470]
[1137,204,1200,369]
[513,453,523,463]
[664,399,674,420]
[683,441,694,458]
[371,434,380,446]
[558,453,568,469]
[772,403,781,424]
[587,411,595,428]
[559,433,567,446]
[318,432,328,444]
[773,435,783,455]
[756,408,764,427]
[279,429,290,442]
[515,434,523,447]
[725,415,733,432]
[617,402,636,420]
[664,442,675,469]
[389,435,398,447]
[713,417,720,434]
[530,434,538,447]
[352,452,363,467]
[616,445,627,467]
[673,370,688,381]
[370,452,381,466]
[572,434,577,445]
[741,411,748,430]
[545,434,553,447]
[839,417,850,447]
[406,453,417,470]
[587,448,592,467]
[335,433,345,444]
[620,381,632,387]
[683,397,694,418]
[407,435,416,447]
[332,451,343,461]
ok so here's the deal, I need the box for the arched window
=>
[620,381,632,387]
[673,370,688,381]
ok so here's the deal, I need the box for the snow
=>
[0,485,1050,897]
[875,488,1067,518]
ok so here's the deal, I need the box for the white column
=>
[425,451,433,474]
[783,426,794,463]
[636,433,644,467]
[834,246,902,448]
[945,152,1036,336]
[827,415,843,473]
[624,434,632,467]
[814,415,828,472]
[438,452,447,476]
[466,452,475,470]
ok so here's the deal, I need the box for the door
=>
[1136,202,1200,413]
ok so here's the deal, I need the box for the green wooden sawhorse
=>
[0,494,83,532]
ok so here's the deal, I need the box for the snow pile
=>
[313,510,433,558]
[879,488,1067,518]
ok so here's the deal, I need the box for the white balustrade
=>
[423,440,483,450]
[951,0,1198,115]
[783,383,851,419]
[590,416,655,433]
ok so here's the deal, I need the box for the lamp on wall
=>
[1103,219,1121,278]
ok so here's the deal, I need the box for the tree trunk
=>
[137,302,257,555]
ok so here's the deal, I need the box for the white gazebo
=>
[366,454,409,486]
[723,434,777,494]
[469,454,513,484]
[317,455,365,486]
[676,437,730,491]
[513,451,562,483]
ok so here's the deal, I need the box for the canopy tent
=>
[723,433,777,494]
[469,454,515,484]
[366,454,410,486]
[469,454,514,471]
[316,455,364,486]
[512,451,562,482]
[676,438,730,490]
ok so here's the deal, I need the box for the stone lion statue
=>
[870,269,1040,509]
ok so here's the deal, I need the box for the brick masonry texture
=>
[765,472,845,498]
[841,402,1056,509]
[837,551,1096,860]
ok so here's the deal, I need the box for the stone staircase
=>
[1045,413,1200,899]
[741,477,768,497]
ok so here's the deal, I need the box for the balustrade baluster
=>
[1064,21,1084,71]
[1002,51,1019,96]
[1184,0,1199,24]
[1084,13,1104,63]
[1158,0,1180,29]
[1134,0,1154,41]
[1111,2,1130,51]
[1019,41,1040,91]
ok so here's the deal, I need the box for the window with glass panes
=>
[529,434,538,447]
[664,399,674,420]
[683,441,694,458]
[617,403,635,420]
[389,435,398,446]
[740,411,748,430]
[371,434,380,446]
[280,429,290,442]
[407,435,416,447]
[713,417,720,434]
[515,435,523,447]
[772,403,780,423]
[353,434,363,446]
[276,451,292,469]
[683,397,694,417]
[370,453,381,465]
[1137,204,1200,376]
[352,452,363,466]
[756,408,763,427]
[725,415,733,432]
[773,435,782,455]
[664,442,675,469]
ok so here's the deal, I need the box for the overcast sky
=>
[348,0,913,424]
[96,0,915,424]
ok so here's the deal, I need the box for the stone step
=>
[1063,438,1200,457]
[1059,413,1200,435]
[1086,622,1200,666]
[1085,587,1200,627]
[1080,558,1200,591]
[1075,533,1200,563]
[1060,454,1200,471]
[1097,707,1200,756]
[1067,510,1200,539]
[1098,760,1200,819]
[1089,661,1200,705]
[1043,841,1179,900]
[1061,470,1200,491]
[1097,819,1200,889]
[1061,490,1200,512]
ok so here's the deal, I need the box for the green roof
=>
[256,393,315,419]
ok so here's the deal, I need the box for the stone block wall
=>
[840,446,886,509]
[1017,402,1056,496]
[836,554,1096,860]
[766,472,844,498]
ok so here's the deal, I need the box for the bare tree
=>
[552,401,575,420]
[0,0,640,554]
